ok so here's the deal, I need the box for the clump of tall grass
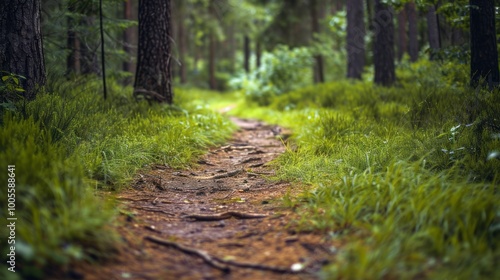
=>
[0,78,235,279]
[229,59,500,279]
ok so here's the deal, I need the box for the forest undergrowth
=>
[0,79,235,279]
[226,60,500,279]
[1,59,499,279]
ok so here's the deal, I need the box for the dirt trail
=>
[76,118,334,280]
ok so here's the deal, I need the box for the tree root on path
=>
[191,169,244,180]
[145,236,230,272]
[145,235,300,274]
[183,211,268,221]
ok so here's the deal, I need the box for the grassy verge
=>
[0,79,235,279]
[228,61,500,279]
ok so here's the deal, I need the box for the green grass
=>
[226,60,500,279]
[0,78,235,279]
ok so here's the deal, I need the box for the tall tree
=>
[469,0,499,89]
[406,1,418,62]
[373,0,395,86]
[0,0,46,99]
[346,0,365,79]
[134,0,173,103]
[310,0,325,83]
[426,4,440,60]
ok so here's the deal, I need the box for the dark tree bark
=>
[470,0,499,89]
[426,4,440,60]
[122,0,133,84]
[134,0,173,103]
[66,2,80,77]
[0,0,46,99]
[406,1,418,62]
[80,16,100,75]
[397,9,407,61]
[373,0,395,86]
[244,35,250,73]
[310,0,325,83]
[346,0,365,80]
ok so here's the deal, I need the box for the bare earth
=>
[75,118,336,280]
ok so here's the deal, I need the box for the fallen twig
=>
[129,206,176,216]
[183,211,268,221]
[145,236,230,272]
[238,157,262,165]
[192,169,243,180]
[145,236,299,274]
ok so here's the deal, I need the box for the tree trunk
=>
[397,9,407,61]
[123,0,133,84]
[244,35,250,73]
[0,0,46,99]
[470,0,499,89]
[373,0,395,86]
[406,1,418,62]
[426,4,440,60]
[134,0,173,103]
[66,2,80,77]
[80,16,100,75]
[310,0,325,83]
[346,0,365,80]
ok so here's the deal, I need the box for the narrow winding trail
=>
[77,118,335,280]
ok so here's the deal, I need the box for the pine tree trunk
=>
[346,0,365,80]
[397,9,407,61]
[426,4,440,60]
[0,0,46,99]
[406,1,418,62]
[134,0,173,103]
[470,0,499,89]
[373,0,395,86]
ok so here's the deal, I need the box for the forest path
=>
[77,118,334,280]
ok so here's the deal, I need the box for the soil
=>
[74,118,336,280]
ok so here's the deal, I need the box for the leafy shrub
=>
[230,45,313,105]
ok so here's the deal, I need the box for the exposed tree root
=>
[238,157,262,164]
[145,236,231,272]
[183,211,268,221]
[191,169,243,180]
[145,235,299,274]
